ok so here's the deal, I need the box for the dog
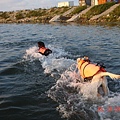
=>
[38,41,52,56]
[77,56,120,97]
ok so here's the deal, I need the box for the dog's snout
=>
[77,58,81,63]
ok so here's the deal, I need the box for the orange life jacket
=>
[38,47,47,54]
[78,59,106,79]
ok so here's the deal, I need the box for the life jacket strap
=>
[82,63,89,78]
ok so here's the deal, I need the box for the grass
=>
[0,2,119,24]
[71,5,87,15]
[85,2,116,19]
[16,12,25,20]
[97,4,120,22]
[0,12,9,19]
[26,10,47,17]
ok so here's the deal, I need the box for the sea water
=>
[0,23,120,120]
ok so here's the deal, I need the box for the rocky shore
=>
[0,2,120,26]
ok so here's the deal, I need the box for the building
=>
[98,0,107,4]
[79,0,91,6]
[79,0,120,6]
[79,0,86,6]
[58,1,74,7]
[91,0,99,5]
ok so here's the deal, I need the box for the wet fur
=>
[77,58,120,98]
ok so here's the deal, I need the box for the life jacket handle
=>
[96,62,106,68]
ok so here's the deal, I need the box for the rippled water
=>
[0,23,120,120]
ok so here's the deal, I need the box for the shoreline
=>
[0,2,120,26]
[1,22,120,28]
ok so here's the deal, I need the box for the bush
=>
[0,12,9,19]
[109,5,120,17]
[99,4,120,22]
[16,12,24,20]
[26,10,46,17]
[53,7,70,14]
[86,2,116,19]
[71,6,87,15]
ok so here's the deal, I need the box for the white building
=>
[91,0,98,6]
[58,1,74,7]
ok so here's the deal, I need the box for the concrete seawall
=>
[67,6,94,22]
[49,7,77,22]
[90,3,120,20]
[49,3,120,23]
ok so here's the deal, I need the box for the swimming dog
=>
[77,56,120,97]
[38,41,52,56]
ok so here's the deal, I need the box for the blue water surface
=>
[0,23,120,120]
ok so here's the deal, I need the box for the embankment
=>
[0,2,120,26]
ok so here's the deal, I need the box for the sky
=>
[0,0,79,12]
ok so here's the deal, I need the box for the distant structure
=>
[91,0,99,6]
[79,0,91,6]
[58,1,74,7]
[79,0,120,6]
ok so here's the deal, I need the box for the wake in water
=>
[47,64,101,120]
[23,44,120,120]
[48,64,120,120]
[23,44,74,76]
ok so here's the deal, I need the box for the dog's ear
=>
[77,58,81,63]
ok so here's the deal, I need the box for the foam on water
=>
[23,44,74,74]
[98,94,120,120]
[23,46,42,60]
[48,64,120,120]
[23,45,120,120]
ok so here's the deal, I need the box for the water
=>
[0,23,120,120]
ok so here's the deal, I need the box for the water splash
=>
[23,45,120,120]
[23,46,42,60]
[98,94,120,120]
[23,44,74,75]
[47,64,101,119]
[48,63,120,120]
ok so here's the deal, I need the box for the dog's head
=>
[77,56,89,64]
[77,58,85,70]
[77,58,82,64]
[77,56,90,71]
